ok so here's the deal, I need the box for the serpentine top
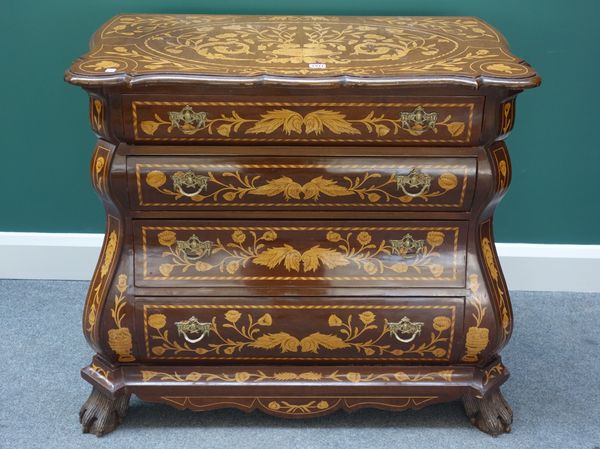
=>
[65,14,539,88]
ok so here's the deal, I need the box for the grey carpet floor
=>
[0,280,598,449]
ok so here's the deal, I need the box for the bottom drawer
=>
[138,297,464,363]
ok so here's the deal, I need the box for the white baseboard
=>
[1,232,599,292]
[496,243,600,292]
[0,232,104,281]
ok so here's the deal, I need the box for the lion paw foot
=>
[80,387,130,436]
[463,388,512,436]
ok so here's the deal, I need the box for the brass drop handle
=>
[174,185,205,198]
[395,168,432,197]
[171,170,209,197]
[175,316,211,344]
[388,316,424,343]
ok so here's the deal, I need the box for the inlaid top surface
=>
[65,14,539,88]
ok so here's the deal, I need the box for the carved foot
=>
[463,388,512,436]
[80,387,130,436]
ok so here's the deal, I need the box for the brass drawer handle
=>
[168,105,207,135]
[388,316,424,343]
[171,170,209,197]
[389,234,425,258]
[175,234,212,262]
[396,168,432,197]
[399,106,438,136]
[175,316,211,344]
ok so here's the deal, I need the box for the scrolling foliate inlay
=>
[70,15,536,81]
[132,102,474,143]
[137,105,467,139]
[266,400,333,415]
[140,368,455,384]
[483,362,505,385]
[148,227,454,281]
[159,396,439,415]
[499,98,515,135]
[91,144,111,196]
[139,163,467,208]
[84,216,119,342]
[492,143,511,192]
[480,220,511,344]
[144,306,455,361]
[90,98,104,133]
[90,364,111,381]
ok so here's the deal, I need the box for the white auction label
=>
[308,63,327,69]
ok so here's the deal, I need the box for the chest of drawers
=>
[65,14,539,436]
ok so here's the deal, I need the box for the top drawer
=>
[123,96,483,145]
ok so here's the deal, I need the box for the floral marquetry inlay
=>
[462,274,490,362]
[480,220,512,345]
[492,143,511,192]
[91,144,111,197]
[90,98,104,132]
[85,216,119,342]
[500,99,515,135]
[107,274,135,362]
[140,164,465,207]
[67,15,538,87]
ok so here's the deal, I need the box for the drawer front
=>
[134,220,467,288]
[129,156,476,211]
[139,298,463,362]
[124,96,483,145]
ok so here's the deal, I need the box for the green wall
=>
[1,1,598,243]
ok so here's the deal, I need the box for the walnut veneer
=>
[66,14,539,436]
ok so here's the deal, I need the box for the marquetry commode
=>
[65,14,539,436]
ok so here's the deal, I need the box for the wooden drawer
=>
[138,297,463,362]
[128,155,477,211]
[133,220,467,289]
[123,96,483,145]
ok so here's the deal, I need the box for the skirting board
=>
[0,232,599,292]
